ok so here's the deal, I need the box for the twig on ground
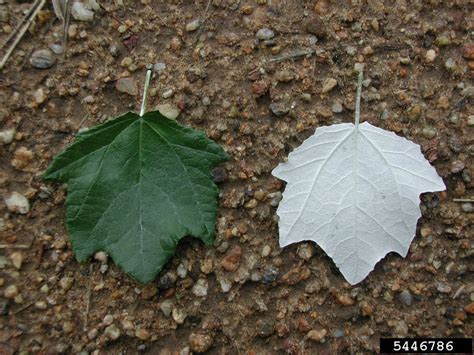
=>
[98,2,125,25]
[453,284,465,299]
[14,302,34,315]
[453,198,474,203]
[61,0,71,56]
[0,0,47,71]
[0,0,40,50]
[0,244,30,249]
[269,49,316,62]
[35,242,45,269]
[194,0,212,44]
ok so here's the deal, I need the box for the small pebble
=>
[297,243,314,260]
[256,28,274,40]
[186,19,200,32]
[162,89,174,99]
[371,18,380,31]
[109,44,120,57]
[461,203,473,213]
[212,167,226,183]
[202,96,211,106]
[189,332,213,353]
[425,49,437,63]
[115,77,138,96]
[30,49,55,69]
[221,245,242,272]
[160,299,173,317]
[50,44,64,55]
[88,328,98,340]
[104,324,121,340]
[172,308,187,324]
[437,283,452,294]
[157,271,177,290]
[421,126,437,139]
[445,58,456,71]
[200,258,213,274]
[399,57,411,65]
[346,46,357,56]
[83,95,95,104]
[118,24,127,33]
[398,290,413,306]
[9,252,23,270]
[301,93,311,102]
[153,62,166,73]
[331,101,343,113]
[71,1,95,21]
[269,192,282,207]
[461,43,474,59]
[157,103,180,120]
[4,192,30,214]
[0,128,15,145]
[269,102,289,116]
[304,17,326,39]
[380,109,390,120]
[103,314,114,326]
[307,328,327,342]
[322,78,337,93]
[59,276,73,291]
[177,263,187,278]
[450,160,465,174]
[135,328,150,341]
[219,278,232,293]
[261,245,271,257]
[3,285,19,299]
[94,251,107,262]
[34,301,47,310]
[120,57,133,68]
[192,278,209,297]
[262,268,279,284]
[435,35,450,47]
[34,88,47,104]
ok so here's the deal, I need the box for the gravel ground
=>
[0,0,473,353]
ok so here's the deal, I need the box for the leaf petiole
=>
[140,69,153,117]
[354,68,363,128]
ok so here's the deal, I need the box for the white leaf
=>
[272,122,445,285]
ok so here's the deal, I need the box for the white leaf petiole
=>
[140,69,153,117]
[355,68,363,128]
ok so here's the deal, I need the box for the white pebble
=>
[186,19,200,32]
[0,128,15,145]
[4,192,30,214]
[71,1,95,21]
[425,49,437,63]
[261,245,271,257]
[192,278,208,297]
[162,89,174,98]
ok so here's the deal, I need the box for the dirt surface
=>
[1,0,473,353]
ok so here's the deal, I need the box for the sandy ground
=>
[0,0,473,353]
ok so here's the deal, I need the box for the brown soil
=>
[0,0,473,354]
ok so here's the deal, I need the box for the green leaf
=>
[44,111,229,283]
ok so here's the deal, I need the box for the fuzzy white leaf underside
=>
[272,122,445,285]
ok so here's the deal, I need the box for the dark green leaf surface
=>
[44,111,229,283]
